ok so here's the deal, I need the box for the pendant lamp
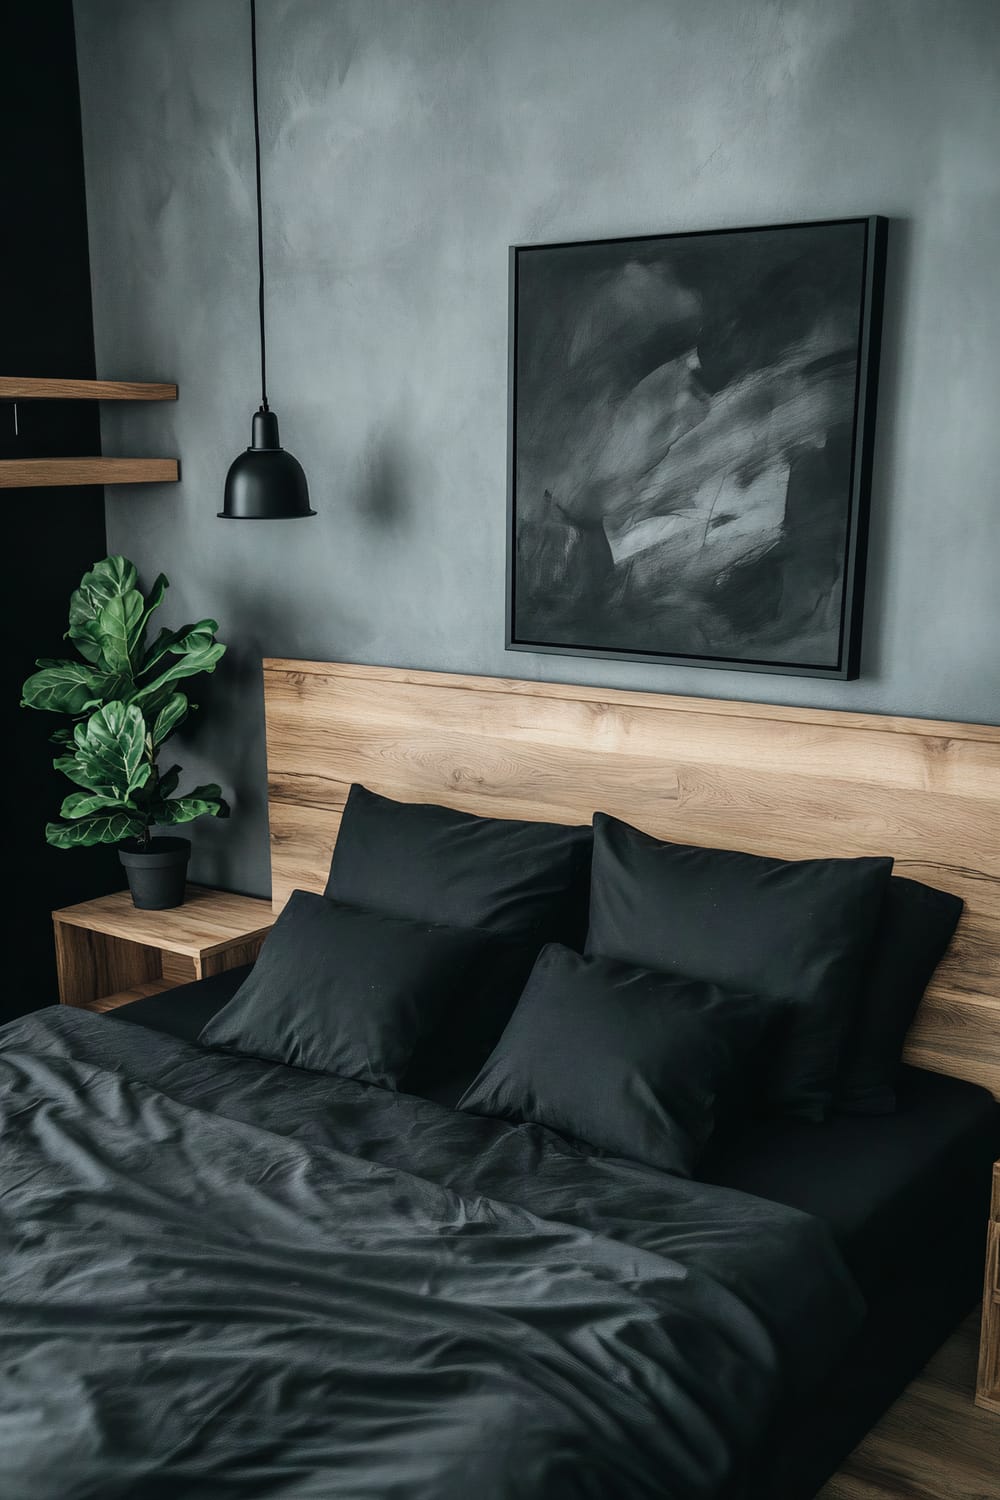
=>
[220,0,314,518]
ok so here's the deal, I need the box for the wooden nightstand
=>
[52,885,276,1013]
[977,1160,1000,1413]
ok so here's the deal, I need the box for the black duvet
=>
[0,1008,863,1500]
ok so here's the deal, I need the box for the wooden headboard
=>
[262,658,1000,1098]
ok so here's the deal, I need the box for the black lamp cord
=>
[251,0,268,413]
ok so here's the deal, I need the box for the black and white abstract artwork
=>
[507,217,885,678]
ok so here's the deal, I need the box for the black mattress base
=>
[701,1064,999,1300]
[747,1218,984,1500]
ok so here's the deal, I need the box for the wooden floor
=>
[818,1313,999,1499]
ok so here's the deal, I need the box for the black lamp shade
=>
[219,408,314,519]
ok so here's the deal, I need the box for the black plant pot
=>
[119,837,191,911]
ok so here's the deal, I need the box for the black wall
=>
[2,3,120,1021]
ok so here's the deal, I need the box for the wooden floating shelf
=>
[0,376,179,490]
[0,377,177,401]
[0,458,179,488]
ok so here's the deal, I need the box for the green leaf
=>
[156,786,229,825]
[151,692,189,746]
[135,573,168,644]
[138,626,179,678]
[21,661,116,715]
[155,764,181,799]
[95,589,146,676]
[138,618,220,680]
[186,783,228,817]
[53,752,138,796]
[37,556,227,849]
[60,790,136,819]
[53,753,99,790]
[45,811,144,848]
[66,620,105,665]
[131,638,225,710]
[69,557,138,619]
[71,702,151,799]
[66,556,139,664]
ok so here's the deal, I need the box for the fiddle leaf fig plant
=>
[21,556,229,851]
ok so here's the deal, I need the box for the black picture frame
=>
[506,216,887,680]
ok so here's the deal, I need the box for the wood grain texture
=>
[52,921,160,1007]
[0,377,176,400]
[977,1163,1000,1413]
[262,659,1000,743]
[86,978,175,1014]
[160,951,198,986]
[0,457,178,487]
[199,936,268,978]
[53,885,275,958]
[263,659,1000,1098]
[52,886,275,1014]
[820,1314,1000,1498]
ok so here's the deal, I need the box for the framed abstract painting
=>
[506,216,886,679]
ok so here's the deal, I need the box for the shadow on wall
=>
[858,215,911,683]
[356,425,414,529]
[176,638,269,895]
[179,578,361,893]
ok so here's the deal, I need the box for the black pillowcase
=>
[199,890,496,1089]
[837,876,964,1114]
[459,944,780,1177]
[586,813,893,1123]
[326,784,592,947]
[324,786,592,1096]
[399,935,540,1104]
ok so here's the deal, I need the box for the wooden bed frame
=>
[262,658,1000,1099]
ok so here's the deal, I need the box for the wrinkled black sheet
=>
[0,1008,863,1500]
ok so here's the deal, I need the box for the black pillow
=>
[837,876,964,1114]
[458,944,780,1176]
[586,813,893,1122]
[326,784,592,947]
[398,936,540,1104]
[198,890,494,1088]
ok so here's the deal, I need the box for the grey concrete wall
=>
[74,0,1000,896]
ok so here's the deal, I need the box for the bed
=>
[3,659,999,1499]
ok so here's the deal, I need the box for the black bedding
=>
[703,1065,1000,1295]
[1,1005,862,1500]
[112,962,249,1042]
[115,969,1000,1298]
